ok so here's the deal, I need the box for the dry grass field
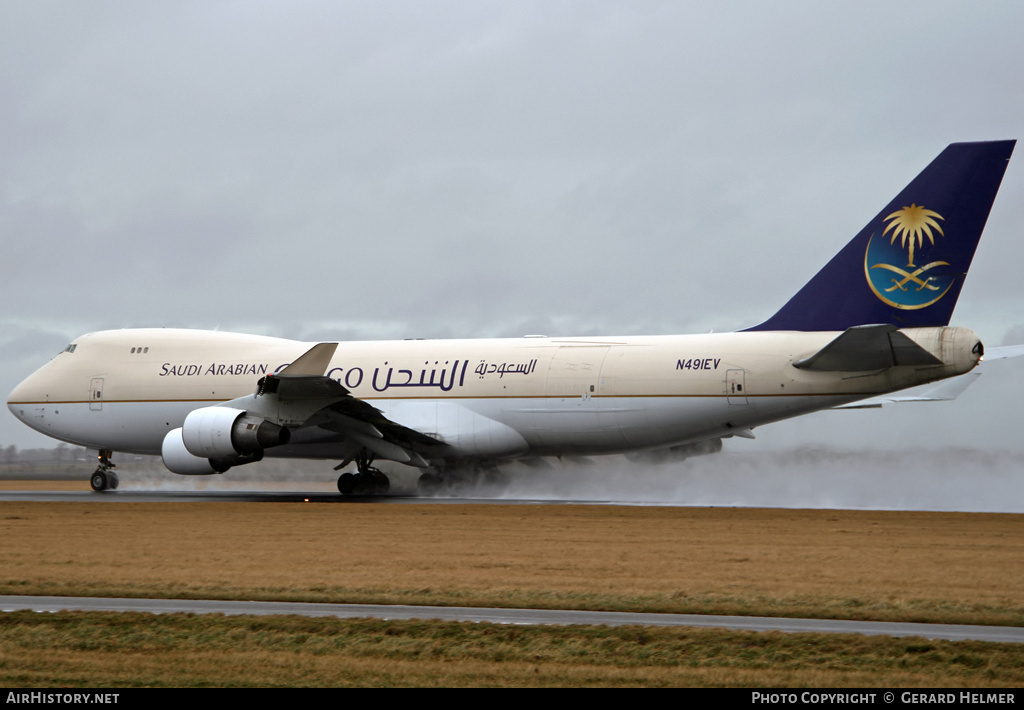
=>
[1,500,1022,622]
[1,496,1022,686]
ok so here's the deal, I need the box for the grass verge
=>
[2,611,1023,688]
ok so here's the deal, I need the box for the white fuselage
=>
[7,327,981,464]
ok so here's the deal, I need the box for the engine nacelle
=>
[162,427,218,475]
[181,406,290,459]
[161,427,268,475]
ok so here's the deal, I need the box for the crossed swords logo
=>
[871,259,950,292]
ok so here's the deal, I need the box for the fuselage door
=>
[90,377,104,411]
[546,346,610,401]
[726,369,748,405]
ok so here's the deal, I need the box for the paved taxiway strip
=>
[2,596,1022,643]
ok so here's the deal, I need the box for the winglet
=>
[278,343,339,377]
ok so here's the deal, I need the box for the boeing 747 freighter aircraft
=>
[7,141,1016,494]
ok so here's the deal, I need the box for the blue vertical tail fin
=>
[747,140,1015,332]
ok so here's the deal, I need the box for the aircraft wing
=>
[224,343,449,468]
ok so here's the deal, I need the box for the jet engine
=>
[160,406,289,475]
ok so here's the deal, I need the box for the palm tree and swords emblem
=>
[864,203,954,310]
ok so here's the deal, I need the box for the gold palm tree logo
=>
[882,203,944,267]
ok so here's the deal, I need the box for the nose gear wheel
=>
[89,450,119,492]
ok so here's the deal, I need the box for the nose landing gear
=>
[90,449,119,492]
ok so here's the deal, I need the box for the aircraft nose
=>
[8,372,39,424]
[7,353,64,425]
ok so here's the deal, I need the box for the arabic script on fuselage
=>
[473,359,538,379]
[159,356,544,393]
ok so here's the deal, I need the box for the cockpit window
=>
[61,344,77,354]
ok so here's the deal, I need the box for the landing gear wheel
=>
[417,472,444,496]
[90,449,117,492]
[337,468,390,496]
[481,467,509,494]
[336,451,391,496]
[337,472,356,495]
[90,471,109,492]
[370,468,390,494]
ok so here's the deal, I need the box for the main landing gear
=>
[90,449,119,492]
[336,450,390,496]
[416,464,508,496]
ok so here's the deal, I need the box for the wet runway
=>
[0,489,563,504]
[7,443,1024,512]
[3,595,1023,643]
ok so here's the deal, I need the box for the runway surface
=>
[0,489,579,504]
[2,595,1022,643]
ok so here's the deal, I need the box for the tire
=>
[370,469,390,495]
[337,472,356,495]
[417,472,443,496]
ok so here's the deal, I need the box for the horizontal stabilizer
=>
[835,371,981,408]
[984,344,1024,361]
[794,324,942,372]
[837,342,1024,407]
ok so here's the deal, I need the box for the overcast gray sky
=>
[3,1,1022,472]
